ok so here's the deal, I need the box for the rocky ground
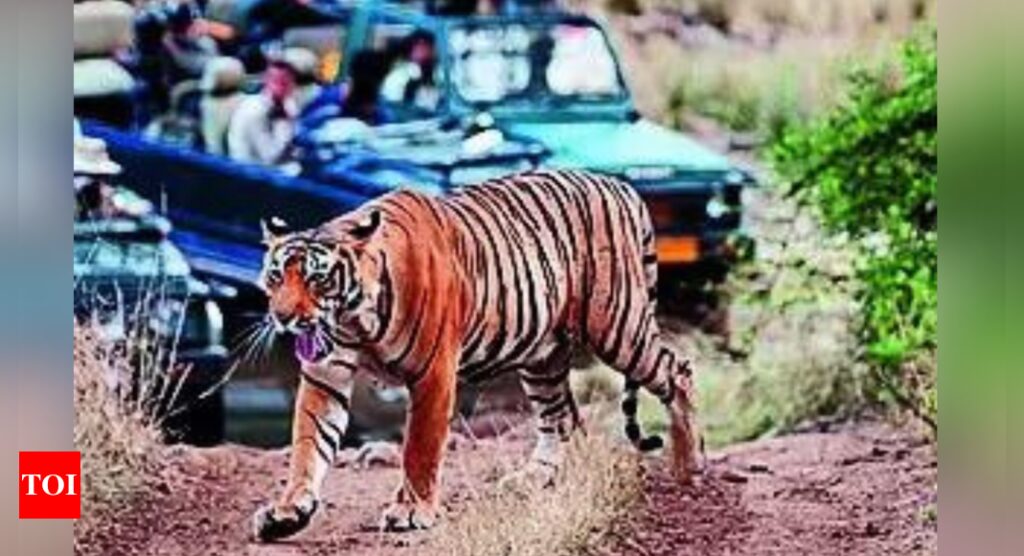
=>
[77,419,936,556]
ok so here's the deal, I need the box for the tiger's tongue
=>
[295,332,322,363]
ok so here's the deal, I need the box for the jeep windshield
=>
[447,19,628,112]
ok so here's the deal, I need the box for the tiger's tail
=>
[621,199,665,453]
[622,379,664,452]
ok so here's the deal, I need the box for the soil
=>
[77,420,936,556]
[600,421,937,556]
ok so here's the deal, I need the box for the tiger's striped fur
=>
[252,170,700,541]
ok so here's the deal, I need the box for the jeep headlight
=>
[624,166,675,182]
[203,300,224,347]
[706,192,729,219]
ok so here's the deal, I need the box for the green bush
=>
[769,30,937,428]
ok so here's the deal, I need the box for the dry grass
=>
[74,309,218,552]
[593,0,935,134]
[663,40,852,133]
[75,324,164,516]
[605,0,935,34]
[569,355,625,406]
[427,432,643,556]
[677,0,933,36]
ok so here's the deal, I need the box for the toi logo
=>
[19,452,81,519]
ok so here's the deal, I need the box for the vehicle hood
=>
[306,118,548,186]
[504,119,732,174]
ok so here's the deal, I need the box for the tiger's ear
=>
[350,209,382,241]
[261,216,290,245]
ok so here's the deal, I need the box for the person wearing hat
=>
[226,50,301,166]
[284,47,324,116]
[74,136,122,178]
[74,136,152,220]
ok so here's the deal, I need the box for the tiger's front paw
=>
[252,497,319,543]
[379,500,437,532]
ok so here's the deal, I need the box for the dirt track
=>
[77,420,935,556]
[602,422,937,556]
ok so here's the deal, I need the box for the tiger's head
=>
[259,210,386,364]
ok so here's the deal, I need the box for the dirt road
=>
[77,420,935,556]
[601,422,937,556]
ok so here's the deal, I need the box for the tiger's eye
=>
[305,273,328,292]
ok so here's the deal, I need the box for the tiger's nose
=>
[270,311,313,334]
[269,311,294,333]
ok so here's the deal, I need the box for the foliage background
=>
[590,2,938,441]
[769,30,937,427]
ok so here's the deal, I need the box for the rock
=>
[720,469,749,484]
[748,462,771,474]
[337,441,402,469]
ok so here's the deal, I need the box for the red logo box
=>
[19,452,81,519]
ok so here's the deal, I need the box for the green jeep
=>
[317,2,755,282]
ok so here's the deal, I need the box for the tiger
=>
[252,169,701,542]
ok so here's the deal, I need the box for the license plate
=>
[655,236,700,263]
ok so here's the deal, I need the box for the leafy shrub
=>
[769,31,937,427]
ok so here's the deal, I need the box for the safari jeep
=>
[312,2,755,283]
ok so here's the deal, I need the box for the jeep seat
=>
[199,57,248,155]
[74,1,137,128]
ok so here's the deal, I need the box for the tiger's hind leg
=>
[593,312,702,485]
[500,344,581,490]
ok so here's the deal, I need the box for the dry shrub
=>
[663,32,903,136]
[428,432,642,556]
[600,0,934,132]
[611,17,855,132]
[74,323,165,515]
[631,0,934,36]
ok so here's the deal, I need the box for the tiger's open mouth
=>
[295,330,330,364]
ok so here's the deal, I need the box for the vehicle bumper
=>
[656,231,754,268]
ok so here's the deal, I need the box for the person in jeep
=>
[381,29,440,113]
[74,134,153,221]
[227,54,299,165]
